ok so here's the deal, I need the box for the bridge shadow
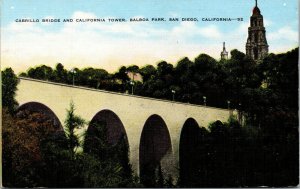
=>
[139,114,172,187]
[14,102,70,187]
[85,109,128,145]
[179,118,210,187]
[83,109,131,180]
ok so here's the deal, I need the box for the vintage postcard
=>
[1,0,299,187]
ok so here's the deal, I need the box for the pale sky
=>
[1,0,298,74]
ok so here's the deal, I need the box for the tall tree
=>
[83,122,136,187]
[54,63,68,83]
[2,68,19,114]
[64,101,86,155]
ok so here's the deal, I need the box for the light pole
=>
[227,100,231,109]
[130,81,134,95]
[171,90,176,101]
[238,102,242,125]
[70,68,76,86]
[44,69,47,81]
[203,96,206,106]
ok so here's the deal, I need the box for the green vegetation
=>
[2,108,59,187]
[2,68,19,114]
[64,101,85,155]
[179,117,298,187]
[83,121,138,187]
[20,48,298,111]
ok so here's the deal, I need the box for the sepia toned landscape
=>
[1,0,299,187]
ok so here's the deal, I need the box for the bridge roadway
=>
[16,77,235,179]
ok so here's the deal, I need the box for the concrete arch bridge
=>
[16,77,236,179]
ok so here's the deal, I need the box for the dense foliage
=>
[179,117,298,187]
[20,48,298,111]
[83,122,139,187]
[2,109,59,187]
[2,68,19,114]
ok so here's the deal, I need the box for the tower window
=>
[254,47,259,60]
[254,33,258,43]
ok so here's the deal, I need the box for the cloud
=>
[0,15,175,73]
[171,22,222,39]
[198,25,222,39]
[267,26,298,53]
[168,12,180,18]
[264,19,273,27]
[73,11,97,19]
[268,26,298,42]
[1,11,298,73]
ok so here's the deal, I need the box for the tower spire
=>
[256,0,258,7]
[221,42,228,60]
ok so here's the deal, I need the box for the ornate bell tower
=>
[221,42,228,60]
[246,0,268,61]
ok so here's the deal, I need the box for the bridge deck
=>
[18,77,231,111]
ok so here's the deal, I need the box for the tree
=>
[174,57,194,102]
[157,61,173,77]
[40,130,73,187]
[39,102,86,187]
[2,68,19,114]
[112,66,130,92]
[2,108,58,187]
[139,65,156,82]
[27,65,54,80]
[126,65,139,74]
[54,63,68,83]
[179,114,299,187]
[2,108,15,186]
[64,101,86,155]
[114,66,129,83]
[83,121,137,187]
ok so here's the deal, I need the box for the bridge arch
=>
[139,114,172,186]
[83,109,131,177]
[179,118,207,186]
[85,109,128,145]
[17,101,63,131]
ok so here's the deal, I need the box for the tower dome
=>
[252,6,261,15]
